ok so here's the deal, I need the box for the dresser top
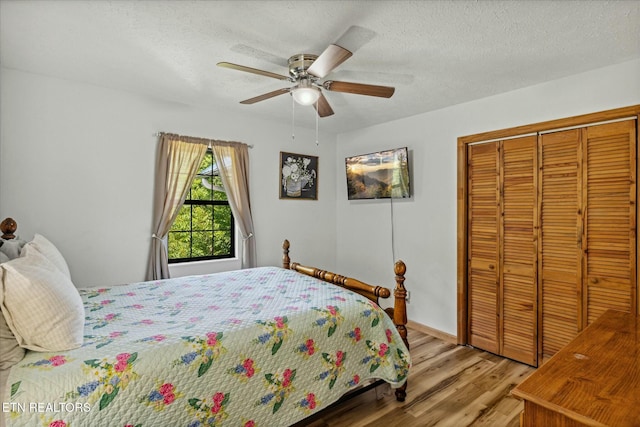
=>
[512,309,640,427]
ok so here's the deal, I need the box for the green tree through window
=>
[168,150,235,262]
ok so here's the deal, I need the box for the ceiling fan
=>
[217,43,395,117]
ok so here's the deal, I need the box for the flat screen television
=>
[345,147,410,200]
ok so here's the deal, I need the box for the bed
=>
[0,218,410,427]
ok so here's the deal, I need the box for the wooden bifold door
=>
[459,106,639,367]
[467,135,537,366]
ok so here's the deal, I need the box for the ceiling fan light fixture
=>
[291,79,320,106]
[292,87,320,105]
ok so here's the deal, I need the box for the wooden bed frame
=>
[0,218,409,401]
[282,239,409,401]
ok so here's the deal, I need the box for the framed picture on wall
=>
[279,151,318,200]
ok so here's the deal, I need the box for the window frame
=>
[167,150,235,263]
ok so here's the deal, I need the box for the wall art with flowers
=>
[279,152,318,200]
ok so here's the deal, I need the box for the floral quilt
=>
[3,267,410,427]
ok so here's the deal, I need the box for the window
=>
[168,150,235,262]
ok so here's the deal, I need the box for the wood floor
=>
[299,327,534,427]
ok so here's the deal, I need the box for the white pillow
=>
[0,245,84,352]
[26,234,71,278]
[0,289,25,369]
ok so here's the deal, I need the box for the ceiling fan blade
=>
[307,44,352,78]
[217,62,290,81]
[323,80,395,98]
[314,92,334,117]
[240,88,290,104]
[230,44,286,67]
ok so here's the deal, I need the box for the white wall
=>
[0,68,338,287]
[335,58,640,336]
[2,59,638,336]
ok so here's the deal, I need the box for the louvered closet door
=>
[467,142,499,354]
[501,136,537,365]
[539,129,582,362]
[583,120,637,325]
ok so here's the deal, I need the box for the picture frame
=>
[345,147,410,200]
[279,151,318,200]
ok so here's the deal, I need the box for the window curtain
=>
[210,141,256,268]
[147,134,208,280]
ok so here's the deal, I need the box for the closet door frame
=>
[457,105,640,346]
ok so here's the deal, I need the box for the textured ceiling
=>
[1,1,639,134]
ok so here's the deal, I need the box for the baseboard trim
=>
[407,320,457,344]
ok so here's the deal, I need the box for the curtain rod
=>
[153,132,253,148]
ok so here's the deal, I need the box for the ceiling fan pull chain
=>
[291,95,295,140]
[315,101,319,146]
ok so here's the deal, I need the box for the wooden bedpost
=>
[282,239,291,269]
[393,259,408,402]
[0,217,17,240]
[393,260,409,346]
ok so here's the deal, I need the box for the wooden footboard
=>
[282,239,409,401]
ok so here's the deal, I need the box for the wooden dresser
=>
[511,309,640,427]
